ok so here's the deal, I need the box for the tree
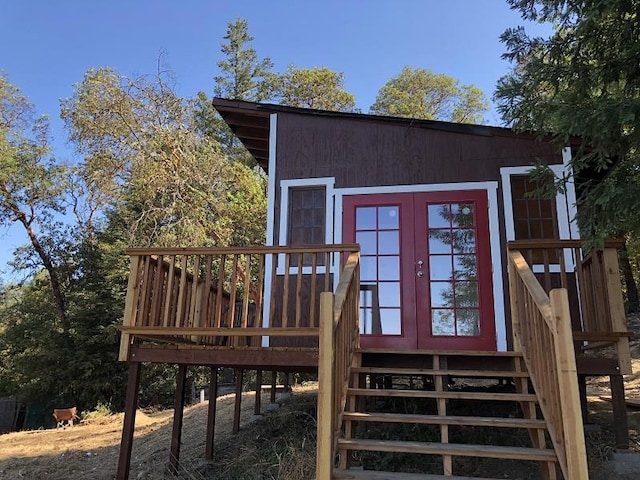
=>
[0,73,71,326]
[370,66,489,123]
[495,0,640,310]
[62,66,266,249]
[275,66,356,111]
[196,18,277,165]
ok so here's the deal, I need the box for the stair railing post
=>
[550,288,589,480]
[317,292,335,480]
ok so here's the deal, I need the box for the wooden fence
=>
[118,245,359,361]
[508,250,588,480]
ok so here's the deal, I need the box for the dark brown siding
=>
[273,113,565,351]
[275,113,562,189]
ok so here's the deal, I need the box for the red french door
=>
[343,190,496,351]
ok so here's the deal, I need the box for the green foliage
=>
[495,0,640,240]
[370,66,489,123]
[197,18,277,166]
[275,65,356,111]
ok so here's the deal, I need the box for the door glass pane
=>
[378,231,399,254]
[452,229,475,254]
[360,256,376,281]
[356,231,376,255]
[455,282,479,307]
[454,255,477,279]
[378,282,400,307]
[428,232,451,254]
[427,201,481,338]
[378,257,400,280]
[380,308,401,334]
[428,204,451,228]
[432,309,455,335]
[429,255,452,280]
[451,203,474,227]
[356,207,376,230]
[456,309,480,336]
[430,281,454,308]
[378,206,399,229]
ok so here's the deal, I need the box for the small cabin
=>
[116,99,633,480]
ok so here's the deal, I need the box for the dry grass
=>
[0,387,309,480]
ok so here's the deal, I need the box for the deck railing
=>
[317,252,360,479]
[507,240,632,374]
[507,250,588,480]
[118,245,359,361]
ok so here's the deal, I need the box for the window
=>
[287,187,326,246]
[278,178,335,272]
[510,175,559,241]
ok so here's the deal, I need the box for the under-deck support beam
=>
[169,365,188,473]
[233,369,244,434]
[205,366,219,460]
[254,369,262,415]
[270,371,277,403]
[610,374,629,449]
[116,362,141,480]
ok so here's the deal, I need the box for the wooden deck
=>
[116,241,633,480]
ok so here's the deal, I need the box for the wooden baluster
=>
[189,255,202,330]
[149,255,164,327]
[324,252,331,292]
[229,254,239,345]
[163,256,176,327]
[139,256,153,326]
[281,253,290,328]
[309,252,318,328]
[254,253,265,346]
[295,252,303,328]
[241,254,251,328]
[176,255,189,328]
[215,254,226,328]
[200,255,213,343]
[269,253,278,328]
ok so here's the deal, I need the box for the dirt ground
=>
[0,389,284,480]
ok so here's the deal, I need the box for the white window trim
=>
[335,181,507,352]
[501,149,579,273]
[262,114,278,345]
[278,177,336,276]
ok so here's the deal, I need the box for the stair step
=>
[347,388,537,402]
[333,469,499,480]
[342,412,546,429]
[337,438,557,462]
[358,348,522,357]
[352,366,529,378]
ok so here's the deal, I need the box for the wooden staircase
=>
[332,349,559,479]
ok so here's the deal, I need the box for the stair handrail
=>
[508,250,589,480]
[317,251,360,480]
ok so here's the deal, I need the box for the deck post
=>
[116,362,141,480]
[205,366,219,460]
[550,288,589,480]
[254,369,262,415]
[316,292,335,480]
[610,374,629,449]
[270,371,277,403]
[233,368,243,434]
[169,364,188,473]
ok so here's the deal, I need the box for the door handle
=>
[416,259,424,277]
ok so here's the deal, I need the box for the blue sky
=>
[0,0,549,279]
